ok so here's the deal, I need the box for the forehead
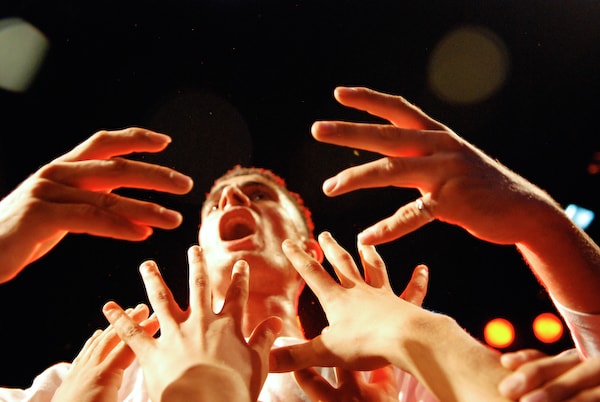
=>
[210,173,282,194]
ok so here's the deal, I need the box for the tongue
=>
[224,223,254,241]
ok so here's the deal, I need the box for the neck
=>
[224,291,304,339]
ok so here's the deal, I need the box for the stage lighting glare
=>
[484,318,515,349]
[427,25,509,105]
[565,204,595,230]
[533,313,564,343]
[0,17,49,93]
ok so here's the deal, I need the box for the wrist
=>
[160,364,251,402]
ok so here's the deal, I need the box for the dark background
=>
[0,0,598,388]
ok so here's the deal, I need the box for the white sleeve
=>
[551,294,600,359]
[0,362,70,402]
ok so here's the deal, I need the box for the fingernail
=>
[357,228,375,244]
[323,177,337,194]
[145,131,172,144]
[169,172,194,190]
[314,121,336,135]
[102,302,118,320]
[335,87,357,96]
[498,372,526,396]
[161,208,184,224]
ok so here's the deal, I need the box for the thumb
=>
[248,316,283,354]
[269,336,326,373]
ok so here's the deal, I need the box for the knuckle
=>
[153,289,171,302]
[88,130,112,146]
[97,192,121,209]
[36,163,62,180]
[122,322,144,340]
[335,251,355,266]
[104,157,129,171]
[192,275,209,290]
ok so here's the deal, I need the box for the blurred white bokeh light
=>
[0,17,49,93]
[427,25,509,105]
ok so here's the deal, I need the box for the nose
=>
[218,185,251,210]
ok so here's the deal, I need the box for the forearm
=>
[392,310,512,402]
[160,365,251,402]
[516,201,600,313]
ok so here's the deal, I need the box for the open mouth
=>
[219,208,257,241]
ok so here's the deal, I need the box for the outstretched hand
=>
[103,246,282,402]
[270,231,429,373]
[0,127,193,283]
[499,348,600,401]
[313,86,560,247]
[52,304,159,402]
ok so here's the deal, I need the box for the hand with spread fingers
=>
[313,86,600,317]
[288,237,429,402]
[0,127,193,284]
[52,304,159,402]
[102,245,282,402]
[498,348,600,402]
[270,231,512,402]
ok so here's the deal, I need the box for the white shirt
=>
[0,336,437,402]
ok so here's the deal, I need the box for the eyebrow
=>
[202,180,277,212]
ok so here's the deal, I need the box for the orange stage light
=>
[533,313,564,343]
[484,318,515,349]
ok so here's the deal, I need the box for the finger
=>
[357,194,435,246]
[139,261,181,331]
[499,349,581,399]
[76,303,150,366]
[97,305,147,371]
[248,316,283,372]
[269,336,331,372]
[102,301,155,362]
[357,241,391,289]
[520,357,600,402]
[565,387,600,401]
[221,260,250,323]
[41,158,193,195]
[332,86,443,130]
[282,238,341,304]
[34,179,184,230]
[138,313,161,337]
[318,231,363,287]
[99,339,137,372]
[320,154,448,207]
[500,349,550,370]
[187,246,210,317]
[399,265,429,306]
[71,329,103,366]
[334,366,361,389]
[312,121,436,157]
[58,127,173,162]
[294,367,335,402]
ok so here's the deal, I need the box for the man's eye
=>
[209,204,218,212]
[250,193,265,201]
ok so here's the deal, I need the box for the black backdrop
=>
[0,0,598,388]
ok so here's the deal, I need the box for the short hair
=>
[203,165,315,238]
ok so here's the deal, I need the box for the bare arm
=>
[311,86,600,313]
[0,127,193,284]
[270,231,512,402]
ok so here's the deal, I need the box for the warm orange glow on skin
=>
[484,318,515,349]
[533,313,564,343]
